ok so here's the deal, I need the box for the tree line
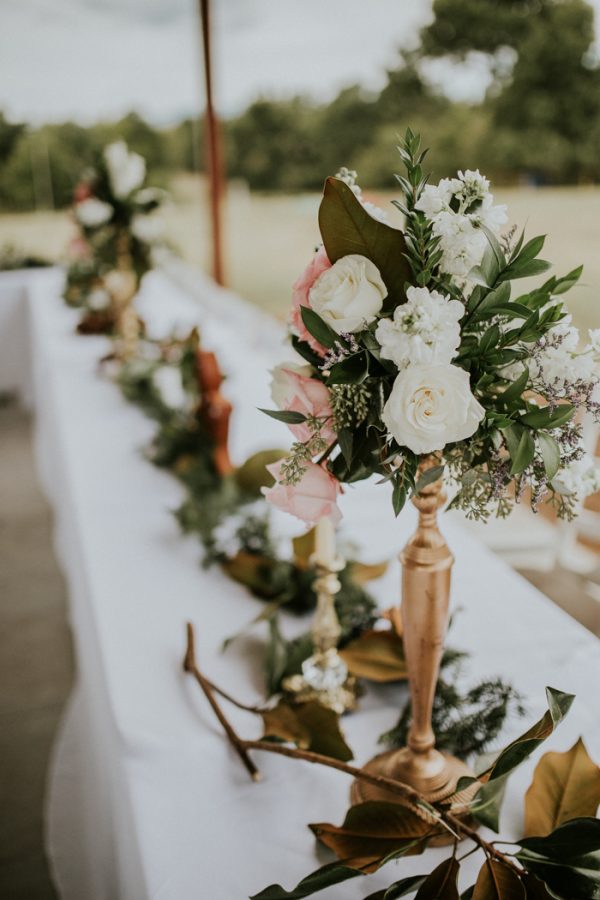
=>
[1,0,599,211]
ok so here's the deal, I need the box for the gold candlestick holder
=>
[282,520,357,715]
[351,457,476,820]
[106,234,141,359]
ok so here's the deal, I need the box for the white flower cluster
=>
[375,286,463,369]
[531,321,600,396]
[104,141,146,199]
[554,453,600,499]
[75,197,113,228]
[415,169,507,279]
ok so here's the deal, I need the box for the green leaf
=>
[516,818,600,900]
[235,449,287,494]
[480,324,501,356]
[414,857,460,899]
[392,478,407,517]
[472,859,525,899]
[362,874,428,899]
[327,352,369,385]
[260,699,353,762]
[521,405,575,430]
[498,367,529,405]
[536,433,561,481]
[501,259,552,282]
[469,774,509,833]
[478,687,574,783]
[259,408,307,425]
[415,464,444,493]
[505,427,535,475]
[300,305,338,349]
[318,177,410,308]
[515,235,546,265]
[249,861,364,899]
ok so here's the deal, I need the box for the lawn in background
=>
[1,174,598,331]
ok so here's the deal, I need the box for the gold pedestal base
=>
[350,747,478,842]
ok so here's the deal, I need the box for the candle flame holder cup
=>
[350,457,477,831]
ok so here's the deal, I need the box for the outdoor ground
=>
[0,174,599,330]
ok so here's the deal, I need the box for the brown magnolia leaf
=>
[415,856,460,900]
[348,560,389,584]
[235,449,287,495]
[473,860,525,900]
[339,629,407,682]
[260,699,353,762]
[292,527,316,569]
[222,551,277,597]
[520,874,555,899]
[524,737,600,837]
[310,801,438,872]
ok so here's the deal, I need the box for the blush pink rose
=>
[274,368,336,444]
[262,460,342,526]
[290,245,332,355]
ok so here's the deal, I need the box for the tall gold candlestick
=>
[351,457,476,816]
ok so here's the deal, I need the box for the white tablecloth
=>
[4,267,599,899]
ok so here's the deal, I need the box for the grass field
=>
[1,174,599,331]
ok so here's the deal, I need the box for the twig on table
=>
[183,622,261,782]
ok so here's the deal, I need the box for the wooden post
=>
[199,0,226,286]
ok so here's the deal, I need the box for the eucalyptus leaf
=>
[415,465,444,493]
[536,433,561,481]
[259,408,307,425]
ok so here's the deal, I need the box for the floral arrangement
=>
[263,131,600,525]
[64,140,166,321]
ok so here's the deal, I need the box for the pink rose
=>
[290,245,332,355]
[262,460,342,526]
[272,367,336,444]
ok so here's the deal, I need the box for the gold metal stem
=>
[350,457,476,824]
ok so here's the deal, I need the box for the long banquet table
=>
[2,266,600,899]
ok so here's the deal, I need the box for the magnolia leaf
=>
[292,528,316,568]
[261,698,353,762]
[339,629,407,682]
[472,860,525,899]
[469,774,509,833]
[348,559,389,585]
[414,857,460,899]
[519,874,557,899]
[249,860,366,900]
[516,817,600,900]
[259,408,308,425]
[524,738,600,838]
[478,687,574,783]
[235,448,287,494]
[536,433,561,481]
[310,801,438,871]
[362,874,428,899]
[222,551,277,598]
[318,177,410,308]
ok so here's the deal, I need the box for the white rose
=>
[104,141,146,199]
[382,363,485,454]
[270,362,312,407]
[75,197,113,228]
[309,254,387,333]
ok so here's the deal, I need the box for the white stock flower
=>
[75,197,113,228]
[554,454,600,498]
[415,169,507,279]
[382,363,485,454]
[309,254,387,333]
[152,365,187,410]
[533,322,596,387]
[104,141,146,199]
[587,328,600,354]
[362,200,388,223]
[375,286,463,369]
[270,362,313,408]
[131,213,163,244]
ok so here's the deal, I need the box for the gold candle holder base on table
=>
[350,457,477,831]
[282,519,358,716]
[106,234,141,359]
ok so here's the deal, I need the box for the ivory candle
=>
[314,516,336,569]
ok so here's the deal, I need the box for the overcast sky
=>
[1,0,599,126]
